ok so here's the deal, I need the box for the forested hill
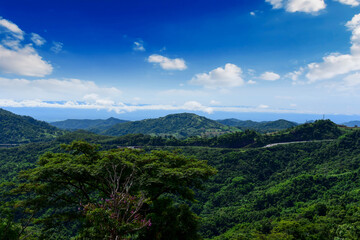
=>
[50,117,128,132]
[0,108,64,144]
[217,118,298,133]
[103,113,240,138]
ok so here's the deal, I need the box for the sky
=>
[2,0,360,122]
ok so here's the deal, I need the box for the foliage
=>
[0,108,64,144]
[10,141,216,239]
[103,113,240,138]
[78,193,151,240]
[217,119,298,133]
[50,117,128,133]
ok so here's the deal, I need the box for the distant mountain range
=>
[342,121,360,127]
[50,117,128,133]
[103,113,240,138]
[217,118,298,133]
[50,114,302,137]
[0,108,63,144]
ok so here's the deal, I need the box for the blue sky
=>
[2,0,360,122]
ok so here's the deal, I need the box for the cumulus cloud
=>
[259,71,280,81]
[0,17,52,77]
[190,63,244,88]
[335,0,360,6]
[51,41,63,53]
[266,0,326,13]
[0,45,52,77]
[133,41,145,51]
[31,33,46,46]
[306,13,360,82]
[148,54,187,70]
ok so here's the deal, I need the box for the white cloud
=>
[325,72,360,91]
[343,72,360,87]
[210,100,221,105]
[266,0,326,13]
[0,18,23,39]
[0,44,52,77]
[0,98,214,114]
[190,63,244,88]
[182,101,214,113]
[306,13,360,82]
[133,41,145,51]
[266,0,284,9]
[0,17,52,77]
[250,11,256,16]
[259,71,280,81]
[31,33,46,46]
[285,67,304,81]
[0,77,122,101]
[258,104,270,109]
[51,41,63,53]
[148,54,187,70]
[286,0,326,13]
[247,80,257,84]
[335,0,360,6]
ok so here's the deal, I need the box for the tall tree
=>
[13,141,216,239]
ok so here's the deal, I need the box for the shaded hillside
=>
[217,118,298,133]
[0,108,64,144]
[50,117,128,132]
[103,113,240,138]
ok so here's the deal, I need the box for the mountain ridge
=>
[103,113,241,138]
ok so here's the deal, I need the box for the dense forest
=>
[1,109,360,239]
[216,119,298,133]
[50,117,128,132]
[0,109,64,144]
[101,113,240,138]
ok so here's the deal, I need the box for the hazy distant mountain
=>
[217,118,298,133]
[0,108,63,144]
[50,117,128,132]
[342,121,360,127]
[103,113,240,138]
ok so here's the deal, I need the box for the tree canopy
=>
[11,141,216,239]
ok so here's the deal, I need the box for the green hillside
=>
[0,108,63,144]
[217,118,298,133]
[50,117,128,132]
[103,113,240,138]
[182,130,360,239]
